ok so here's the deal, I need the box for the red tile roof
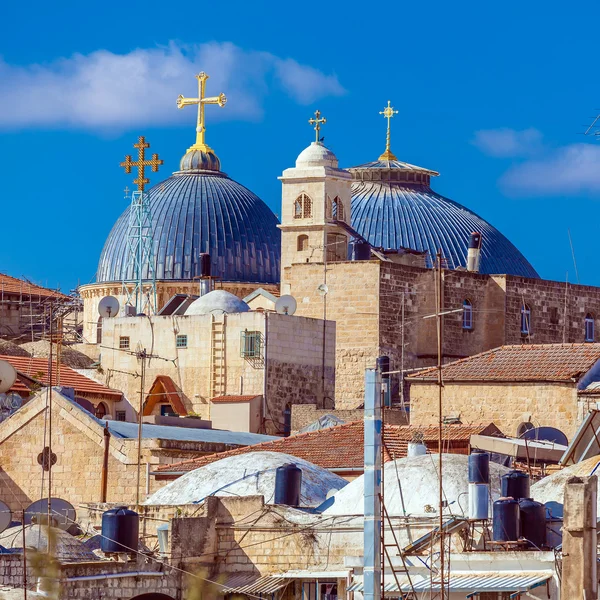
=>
[0,273,68,300]
[155,421,500,474]
[143,375,186,416]
[0,355,122,402]
[407,344,600,383]
[211,395,260,404]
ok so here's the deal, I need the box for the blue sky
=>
[2,0,600,291]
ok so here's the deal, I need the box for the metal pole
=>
[135,351,146,506]
[21,509,27,600]
[101,422,110,502]
[47,303,53,531]
[436,251,445,599]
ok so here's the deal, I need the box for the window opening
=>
[462,299,473,330]
[241,330,263,359]
[585,313,595,342]
[521,304,531,335]
[293,193,313,219]
[297,234,309,252]
[119,336,130,350]
[176,334,188,348]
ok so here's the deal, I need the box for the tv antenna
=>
[275,295,297,316]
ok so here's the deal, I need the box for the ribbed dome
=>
[349,160,539,278]
[296,142,339,168]
[179,148,221,172]
[97,168,280,284]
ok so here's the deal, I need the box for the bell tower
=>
[278,111,353,293]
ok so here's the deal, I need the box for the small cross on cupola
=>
[308,110,327,143]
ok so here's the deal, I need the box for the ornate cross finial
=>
[120,136,163,192]
[308,110,327,143]
[379,100,399,161]
[177,72,227,153]
[124,186,130,199]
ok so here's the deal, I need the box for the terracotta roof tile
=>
[0,355,122,402]
[156,421,498,474]
[211,395,260,403]
[407,344,600,383]
[0,273,68,299]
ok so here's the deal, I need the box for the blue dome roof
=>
[349,160,539,278]
[97,164,280,284]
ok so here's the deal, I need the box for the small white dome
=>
[185,290,250,316]
[296,142,339,168]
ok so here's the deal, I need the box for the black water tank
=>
[501,470,530,501]
[348,239,371,261]
[468,450,490,484]
[199,253,211,277]
[101,507,139,554]
[274,464,302,506]
[493,498,520,542]
[519,498,547,548]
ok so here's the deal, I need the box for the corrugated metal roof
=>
[106,419,277,445]
[97,171,280,284]
[220,574,290,594]
[349,163,538,277]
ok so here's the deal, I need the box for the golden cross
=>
[308,110,327,143]
[120,136,163,192]
[177,72,227,152]
[379,100,399,161]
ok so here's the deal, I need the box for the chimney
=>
[466,232,482,273]
[198,253,213,296]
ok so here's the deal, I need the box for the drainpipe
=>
[262,312,268,433]
[100,422,110,502]
[363,366,382,600]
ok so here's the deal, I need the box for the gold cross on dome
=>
[379,100,399,161]
[308,110,327,143]
[120,136,163,192]
[177,72,227,152]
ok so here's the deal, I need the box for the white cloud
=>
[0,42,345,131]
[472,127,544,158]
[500,143,600,196]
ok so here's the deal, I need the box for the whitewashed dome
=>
[185,290,250,316]
[296,142,339,168]
[145,451,348,507]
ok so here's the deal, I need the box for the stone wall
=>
[409,380,579,438]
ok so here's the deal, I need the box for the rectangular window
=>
[115,411,126,422]
[176,334,188,348]
[240,330,263,358]
[119,336,130,350]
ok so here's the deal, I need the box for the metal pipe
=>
[100,422,110,502]
[22,510,27,600]
[63,572,163,582]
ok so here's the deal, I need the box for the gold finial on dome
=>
[308,109,327,143]
[177,72,227,153]
[379,100,399,161]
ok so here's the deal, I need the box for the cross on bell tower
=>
[308,110,327,143]
[177,72,227,153]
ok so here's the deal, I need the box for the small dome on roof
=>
[296,142,338,168]
[185,290,250,316]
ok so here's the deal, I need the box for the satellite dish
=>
[24,498,76,531]
[522,426,568,446]
[98,296,120,318]
[317,284,329,297]
[0,500,12,534]
[275,295,297,316]
[0,360,17,394]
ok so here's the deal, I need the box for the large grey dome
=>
[97,156,280,285]
[349,159,539,278]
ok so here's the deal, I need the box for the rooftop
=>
[1,354,122,402]
[156,421,499,474]
[407,343,600,383]
[0,272,68,299]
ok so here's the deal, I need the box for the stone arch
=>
[129,595,175,600]
[297,234,309,252]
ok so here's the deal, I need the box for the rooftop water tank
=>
[468,450,490,484]
[501,470,530,501]
[493,497,520,542]
[519,498,546,549]
[274,463,302,506]
[100,507,139,554]
[348,239,371,261]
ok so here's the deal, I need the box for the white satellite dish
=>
[275,295,297,316]
[317,284,329,297]
[0,360,17,394]
[98,296,120,318]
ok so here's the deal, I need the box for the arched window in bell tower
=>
[297,234,309,251]
[325,195,333,220]
[293,193,313,219]
[332,196,345,222]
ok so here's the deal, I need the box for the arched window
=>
[462,299,473,330]
[521,304,531,335]
[325,195,333,220]
[297,234,309,251]
[96,316,103,344]
[585,313,595,342]
[332,197,345,222]
[293,193,312,219]
[95,402,107,419]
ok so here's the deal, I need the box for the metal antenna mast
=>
[120,137,163,315]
